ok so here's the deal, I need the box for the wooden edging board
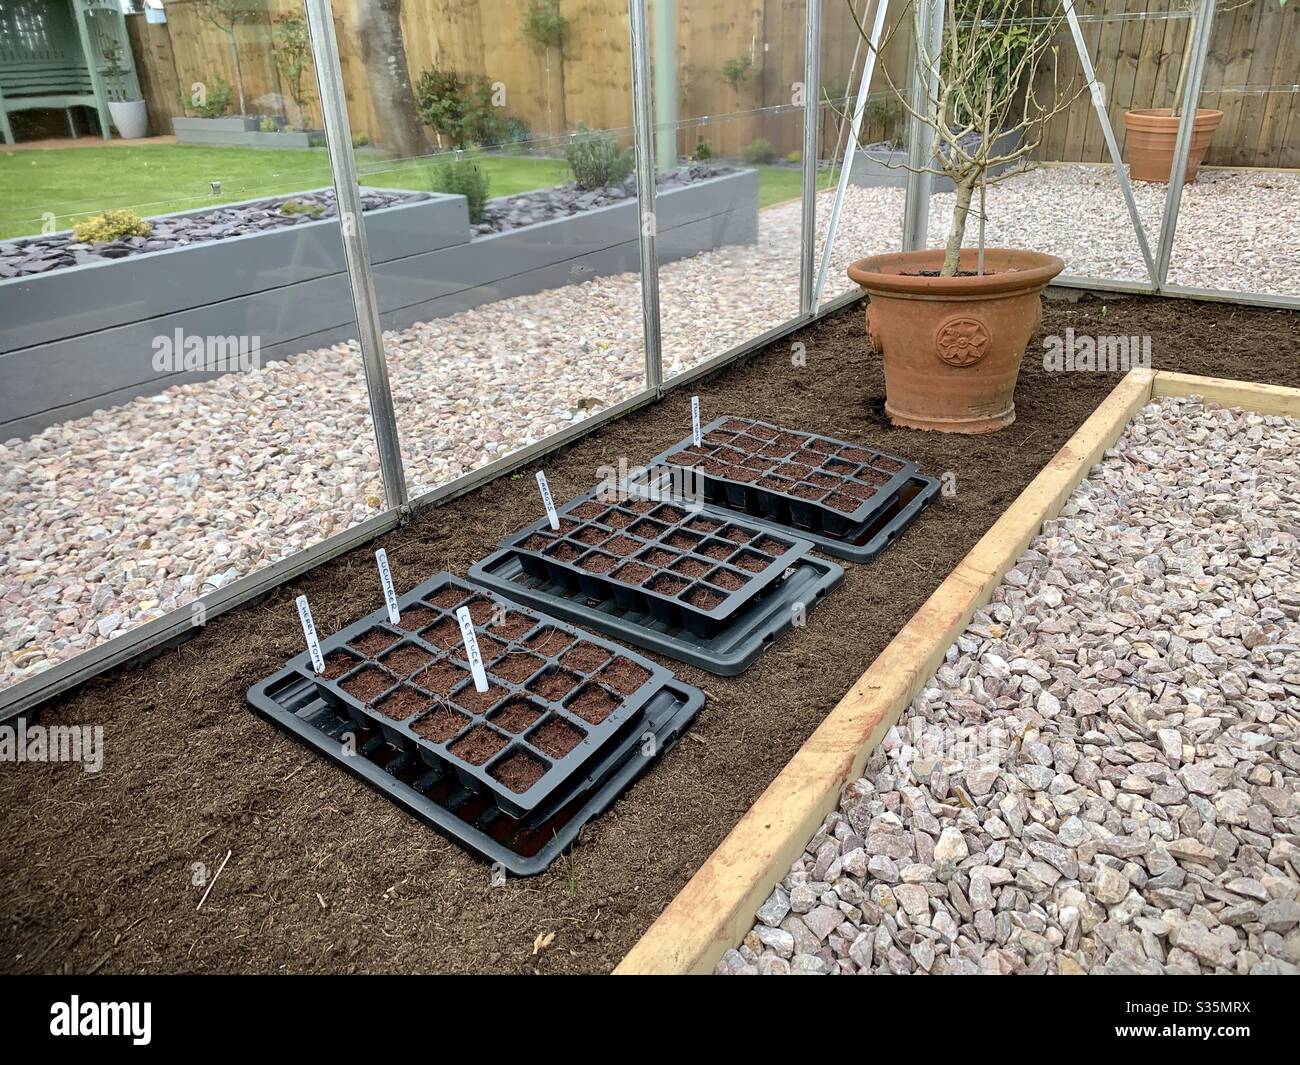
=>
[615,368,1300,975]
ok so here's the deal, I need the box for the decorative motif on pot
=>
[934,316,991,367]
[865,304,883,354]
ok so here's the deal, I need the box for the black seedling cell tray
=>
[634,470,941,564]
[649,416,919,537]
[262,573,673,820]
[503,484,811,639]
[469,551,844,676]
[248,666,703,876]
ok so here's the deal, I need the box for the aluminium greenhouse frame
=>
[1,0,1294,723]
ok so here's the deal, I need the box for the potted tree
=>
[102,40,148,140]
[846,0,1077,433]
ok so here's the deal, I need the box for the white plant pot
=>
[108,100,149,140]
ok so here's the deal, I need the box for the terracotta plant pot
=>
[847,248,1064,434]
[1122,108,1223,183]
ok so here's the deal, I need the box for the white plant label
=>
[296,594,325,674]
[691,395,702,447]
[375,548,400,624]
[455,606,490,693]
[535,470,560,530]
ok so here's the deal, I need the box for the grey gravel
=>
[725,396,1300,975]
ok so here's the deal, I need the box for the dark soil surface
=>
[1,294,1296,975]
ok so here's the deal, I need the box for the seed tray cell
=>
[248,667,703,876]
[650,416,919,536]
[502,490,811,638]
[264,573,672,820]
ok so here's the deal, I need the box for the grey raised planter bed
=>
[173,116,320,148]
[849,129,1025,193]
[0,169,758,439]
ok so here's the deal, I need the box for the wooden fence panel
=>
[123,0,1297,169]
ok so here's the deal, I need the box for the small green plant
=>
[271,12,314,128]
[351,131,370,148]
[500,117,532,147]
[692,139,714,162]
[414,67,502,150]
[280,199,324,219]
[785,149,802,164]
[433,157,490,223]
[308,133,326,148]
[73,209,153,244]
[259,116,278,133]
[721,55,753,95]
[565,126,633,191]
[520,0,567,50]
[186,73,233,119]
[742,137,776,165]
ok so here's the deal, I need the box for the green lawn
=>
[0,143,831,240]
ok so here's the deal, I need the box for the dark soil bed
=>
[0,293,1296,975]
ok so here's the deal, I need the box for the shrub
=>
[73,209,153,244]
[520,0,567,50]
[259,116,278,133]
[692,139,714,162]
[565,126,633,191]
[188,73,232,119]
[500,117,532,147]
[433,158,490,223]
[351,132,370,148]
[742,137,776,164]
[280,199,324,219]
[414,67,502,150]
[721,55,753,94]
[785,149,802,164]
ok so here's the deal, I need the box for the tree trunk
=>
[942,178,975,276]
[356,0,428,158]
[227,30,247,115]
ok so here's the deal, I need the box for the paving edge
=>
[614,368,1300,974]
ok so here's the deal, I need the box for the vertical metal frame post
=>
[303,0,408,506]
[1155,0,1216,287]
[799,0,822,316]
[814,0,890,304]
[1061,0,1160,288]
[901,0,943,250]
[652,0,678,175]
[628,0,664,391]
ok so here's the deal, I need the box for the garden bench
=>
[0,59,103,142]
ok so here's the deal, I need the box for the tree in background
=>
[520,0,568,135]
[356,0,429,158]
[271,13,313,129]
[414,67,502,150]
[197,0,263,116]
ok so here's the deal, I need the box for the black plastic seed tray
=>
[272,574,673,820]
[649,416,918,536]
[248,662,703,876]
[503,486,811,638]
[636,467,941,564]
[470,549,844,676]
